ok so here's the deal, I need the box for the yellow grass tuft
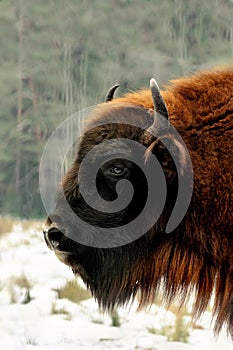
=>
[56,279,91,304]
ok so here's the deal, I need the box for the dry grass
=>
[20,219,42,231]
[148,305,190,343]
[24,331,38,345]
[148,291,191,342]
[12,274,31,289]
[168,312,190,343]
[56,279,91,304]
[0,217,15,235]
[51,301,72,320]
[8,274,32,304]
[0,216,42,236]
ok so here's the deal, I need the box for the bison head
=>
[43,80,191,309]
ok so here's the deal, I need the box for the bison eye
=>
[109,166,125,176]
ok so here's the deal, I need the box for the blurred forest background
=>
[0,0,232,218]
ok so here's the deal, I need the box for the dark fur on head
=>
[44,69,233,337]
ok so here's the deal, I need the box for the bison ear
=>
[147,78,169,135]
[146,134,188,179]
[105,84,120,102]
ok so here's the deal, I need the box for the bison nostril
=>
[45,227,65,249]
[48,227,64,241]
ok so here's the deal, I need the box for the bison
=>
[43,68,233,336]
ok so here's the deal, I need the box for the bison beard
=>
[43,68,233,337]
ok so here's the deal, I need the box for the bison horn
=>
[147,78,169,134]
[105,84,120,102]
[150,78,169,120]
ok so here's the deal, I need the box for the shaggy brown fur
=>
[115,69,233,334]
[44,68,233,336]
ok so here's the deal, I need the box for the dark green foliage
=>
[111,310,121,327]
[0,0,232,218]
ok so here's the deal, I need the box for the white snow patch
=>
[0,225,232,350]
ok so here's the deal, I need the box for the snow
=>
[0,224,232,350]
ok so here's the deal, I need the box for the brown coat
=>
[113,69,233,335]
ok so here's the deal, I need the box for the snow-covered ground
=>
[0,224,232,350]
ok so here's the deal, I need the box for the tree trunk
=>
[15,2,24,192]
